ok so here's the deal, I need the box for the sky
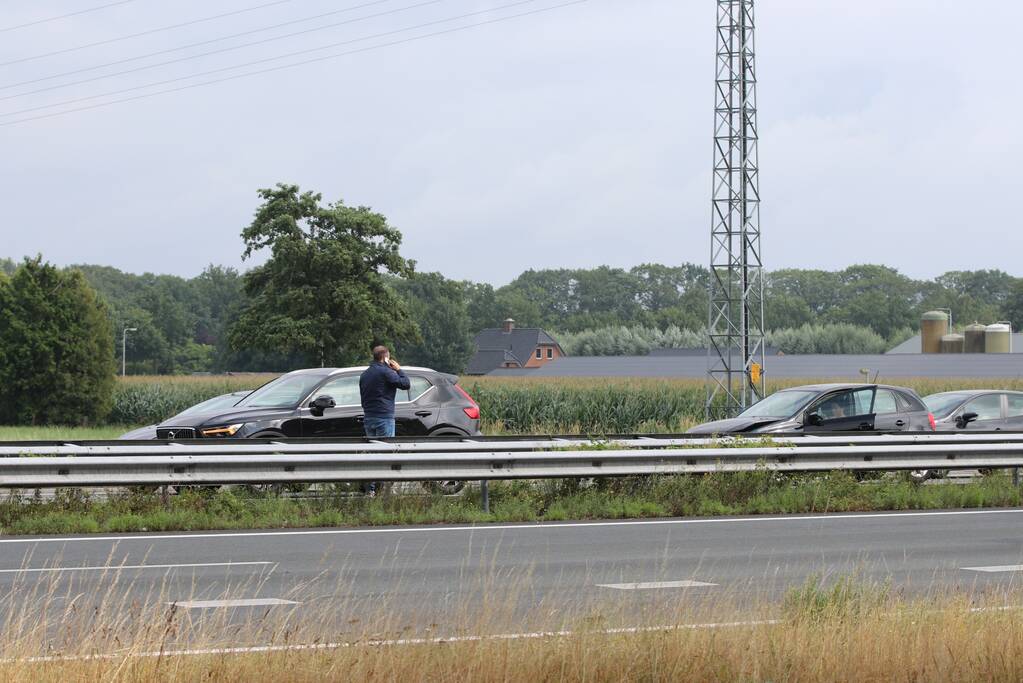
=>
[1,0,1020,285]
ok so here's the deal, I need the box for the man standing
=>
[360,345,411,438]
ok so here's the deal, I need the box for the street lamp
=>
[122,327,138,377]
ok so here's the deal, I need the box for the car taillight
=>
[928,412,936,431]
[454,383,480,420]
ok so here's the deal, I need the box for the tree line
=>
[3,183,1022,385]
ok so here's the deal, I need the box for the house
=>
[466,319,565,374]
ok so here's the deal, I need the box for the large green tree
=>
[0,258,115,425]
[229,184,418,366]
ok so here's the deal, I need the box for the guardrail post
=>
[1014,468,1020,488]
[481,479,490,514]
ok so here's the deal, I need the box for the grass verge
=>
[1,573,1022,681]
[2,471,1021,535]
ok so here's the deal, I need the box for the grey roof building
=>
[466,319,565,375]
[487,353,1023,379]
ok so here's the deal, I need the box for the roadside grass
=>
[2,572,1023,681]
[2,472,1021,536]
[0,426,130,441]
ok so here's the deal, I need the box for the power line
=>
[0,0,432,98]
[0,0,545,118]
[0,0,306,67]
[0,0,586,127]
[1,0,142,33]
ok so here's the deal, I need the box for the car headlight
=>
[200,423,244,437]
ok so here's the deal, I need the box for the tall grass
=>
[2,570,1023,681]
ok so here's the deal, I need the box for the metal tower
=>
[706,0,766,417]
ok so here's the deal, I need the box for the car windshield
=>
[738,390,818,418]
[174,392,249,418]
[924,392,972,418]
[235,374,325,409]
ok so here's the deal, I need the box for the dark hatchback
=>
[151,366,481,440]
[687,383,935,435]
[924,390,1023,431]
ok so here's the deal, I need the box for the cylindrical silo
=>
[940,333,964,353]
[920,311,949,354]
[985,322,1012,353]
[964,323,987,354]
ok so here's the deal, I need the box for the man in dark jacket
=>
[359,345,411,438]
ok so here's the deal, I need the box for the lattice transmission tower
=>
[706,0,766,417]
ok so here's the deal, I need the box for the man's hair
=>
[372,345,389,361]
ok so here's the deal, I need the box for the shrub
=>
[0,258,116,425]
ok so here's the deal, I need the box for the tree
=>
[0,258,115,425]
[390,272,474,373]
[229,184,418,366]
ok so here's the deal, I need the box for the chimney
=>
[502,318,515,333]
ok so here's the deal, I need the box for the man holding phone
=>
[359,344,411,438]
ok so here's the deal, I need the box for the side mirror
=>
[956,411,979,429]
[805,412,823,427]
[309,395,336,416]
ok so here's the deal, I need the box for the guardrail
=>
[0,433,1021,488]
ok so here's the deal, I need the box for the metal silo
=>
[964,323,987,353]
[940,333,964,353]
[985,322,1012,353]
[920,311,949,354]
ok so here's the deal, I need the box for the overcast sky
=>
[1,0,1020,285]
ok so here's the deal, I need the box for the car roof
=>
[779,383,898,392]
[283,365,437,377]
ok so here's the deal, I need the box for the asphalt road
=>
[4,509,1023,638]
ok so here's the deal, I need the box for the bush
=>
[0,258,116,425]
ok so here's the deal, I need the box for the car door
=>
[393,375,436,436]
[299,374,365,438]
[957,393,1006,431]
[871,389,906,432]
[804,388,876,432]
[1005,393,1023,432]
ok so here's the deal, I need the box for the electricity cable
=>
[0,0,586,127]
[0,0,550,119]
[0,0,436,99]
[1,0,142,33]
[0,0,310,67]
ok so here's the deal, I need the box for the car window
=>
[236,374,323,408]
[315,376,361,407]
[813,388,873,419]
[924,392,972,418]
[873,390,899,415]
[963,394,1003,421]
[407,376,433,402]
[739,390,818,418]
[1007,394,1023,418]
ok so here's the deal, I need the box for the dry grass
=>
[1,570,1022,682]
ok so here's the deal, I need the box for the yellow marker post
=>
[750,362,762,385]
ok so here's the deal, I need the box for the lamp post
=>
[122,327,138,377]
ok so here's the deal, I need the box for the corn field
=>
[106,374,1023,433]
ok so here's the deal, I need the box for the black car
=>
[149,367,481,440]
[687,383,935,435]
[924,390,1023,431]
[120,390,253,440]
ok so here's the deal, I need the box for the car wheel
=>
[423,428,470,495]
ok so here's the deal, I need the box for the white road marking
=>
[170,598,299,609]
[7,619,781,663]
[598,580,717,590]
[0,508,1019,545]
[0,561,272,574]
[962,565,1023,573]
